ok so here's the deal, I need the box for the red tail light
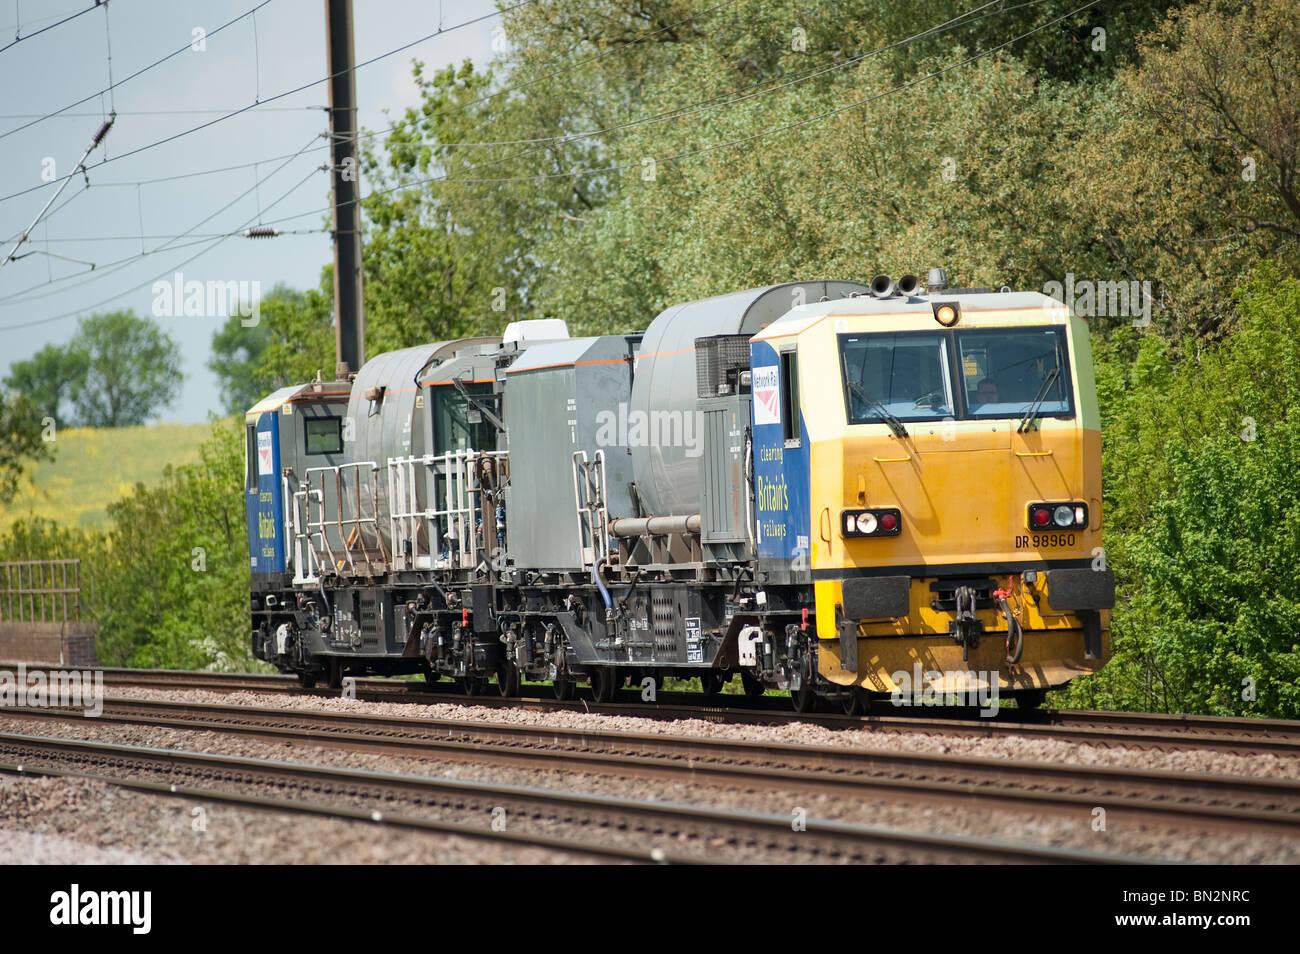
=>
[1028,502,1087,530]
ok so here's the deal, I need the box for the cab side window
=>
[780,351,800,447]
[305,416,343,455]
[245,423,258,492]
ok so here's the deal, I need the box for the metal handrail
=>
[304,461,387,576]
[0,559,81,623]
[571,450,610,568]
[291,487,325,585]
[388,450,508,571]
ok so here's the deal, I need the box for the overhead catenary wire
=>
[0,107,322,118]
[8,0,1077,281]
[0,0,276,144]
[99,0,115,118]
[0,138,332,206]
[0,115,115,269]
[14,228,324,243]
[0,0,1097,329]
[0,163,324,331]
[0,0,749,292]
[0,0,102,56]
[0,0,993,212]
[0,0,1069,249]
[0,0,755,209]
[0,132,324,306]
[331,0,1039,158]
[0,0,538,208]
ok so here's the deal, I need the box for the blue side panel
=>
[246,411,286,576]
[750,340,811,563]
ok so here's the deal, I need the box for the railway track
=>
[0,730,1133,864]
[71,665,1300,757]
[6,697,1300,841]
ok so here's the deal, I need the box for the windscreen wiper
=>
[451,375,505,432]
[847,379,908,438]
[1017,366,1061,433]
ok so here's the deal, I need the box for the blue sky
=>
[0,0,497,421]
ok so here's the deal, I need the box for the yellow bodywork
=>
[755,301,1111,694]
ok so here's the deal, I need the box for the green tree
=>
[208,282,334,412]
[101,417,252,669]
[2,342,88,423]
[1061,0,1300,340]
[359,58,609,351]
[0,418,260,670]
[1061,263,1300,716]
[0,391,54,504]
[72,310,183,426]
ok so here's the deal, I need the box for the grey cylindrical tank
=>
[348,344,443,469]
[342,344,446,555]
[628,280,870,518]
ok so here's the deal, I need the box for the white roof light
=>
[503,319,570,346]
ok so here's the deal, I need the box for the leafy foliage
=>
[208,282,335,413]
[1059,265,1300,716]
[4,310,183,427]
[0,391,54,505]
[0,419,259,671]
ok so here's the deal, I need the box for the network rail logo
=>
[0,663,103,717]
[890,664,1000,717]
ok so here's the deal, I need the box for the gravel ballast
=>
[107,686,1300,780]
[0,775,609,865]
[0,691,1297,863]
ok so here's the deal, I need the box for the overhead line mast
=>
[325,0,365,377]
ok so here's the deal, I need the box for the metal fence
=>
[0,559,82,623]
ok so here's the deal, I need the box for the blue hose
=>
[593,559,613,611]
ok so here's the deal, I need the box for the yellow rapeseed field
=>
[1,422,210,532]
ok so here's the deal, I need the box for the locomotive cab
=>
[245,378,351,670]
[751,287,1113,709]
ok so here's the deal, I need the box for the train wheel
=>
[589,667,617,703]
[460,676,486,697]
[1017,689,1047,710]
[297,671,317,689]
[497,662,521,697]
[740,671,765,699]
[841,688,865,716]
[423,669,442,690]
[553,672,575,700]
[790,685,818,713]
[701,671,727,697]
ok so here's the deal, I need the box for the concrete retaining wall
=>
[0,622,99,667]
